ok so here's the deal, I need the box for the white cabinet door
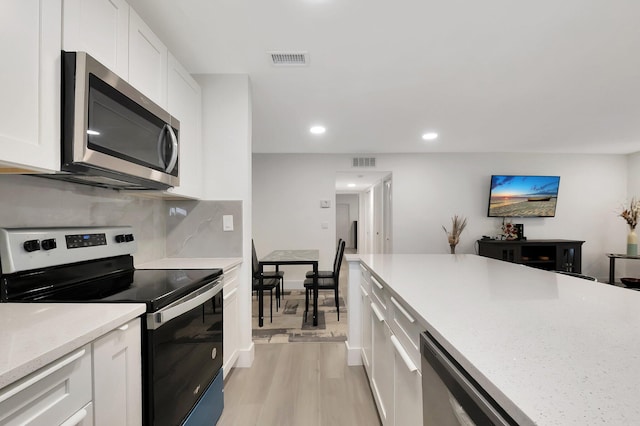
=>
[62,0,130,79]
[0,0,61,172]
[166,52,203,199]
[361,285,372,376]
[392,335,423,426]
[92,319,142,426]
[371,304,394,425]
[128,8,167,108]
[223,266,240,377]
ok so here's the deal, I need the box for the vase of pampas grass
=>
[443,215,467,254]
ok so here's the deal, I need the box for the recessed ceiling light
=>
[347,183,356,188]
[422,132,438,141]
[310,125,326,135]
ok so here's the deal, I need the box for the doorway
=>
[335,171,392,254]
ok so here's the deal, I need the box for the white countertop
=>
[351,253,640,425]
[0,303,146,389]
[136,257,242,271]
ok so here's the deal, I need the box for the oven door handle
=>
[147,279,222,330]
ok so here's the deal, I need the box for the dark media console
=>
[478,239,584,273]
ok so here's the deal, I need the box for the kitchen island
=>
[346,253,640,425]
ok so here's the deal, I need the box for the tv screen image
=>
[488,175,560,217]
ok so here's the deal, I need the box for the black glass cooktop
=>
[100,268,223,310]
[1,255,222,311]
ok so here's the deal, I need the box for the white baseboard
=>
[345,341,363,366]
[235,342,255,368]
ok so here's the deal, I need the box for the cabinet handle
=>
[360,285,369,297]
[390,297,415,323]
[371,276,384,290]
[60,407,88,426]
[223,287,238,300]
[391,335,418,372]
[370,302,385,322]
[118,323,129,331]
[0,348,86,404]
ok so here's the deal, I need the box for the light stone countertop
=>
[136,257,242,272]
[351,253,640,425]
[0,303,146,389]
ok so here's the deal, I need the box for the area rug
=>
[252,290,347,344]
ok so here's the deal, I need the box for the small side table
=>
[606,253,640,284]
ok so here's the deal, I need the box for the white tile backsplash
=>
[165,200,243,258]
[0,175,242,263]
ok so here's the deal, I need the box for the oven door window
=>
[147,292,222,426]
[87,74,179,176]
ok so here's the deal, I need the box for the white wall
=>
[252,155,340,286]
[197,74,254,367]
[253,153,628,281]
[626,151,640,276]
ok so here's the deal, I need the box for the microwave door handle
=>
[157,124,179,173]
[165,125,178,172]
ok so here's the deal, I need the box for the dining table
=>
[258,249,319,327]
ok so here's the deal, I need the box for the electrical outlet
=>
[320,200,331,208]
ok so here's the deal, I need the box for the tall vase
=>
[628,228,638,256]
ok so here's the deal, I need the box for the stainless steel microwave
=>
[55,51,180,190]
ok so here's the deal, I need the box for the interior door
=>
[336,203,350,247]
[383,177,393,253]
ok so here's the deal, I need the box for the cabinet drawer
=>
[0,345,92,426]
[223,265,240,290]
[389,296,422,373]
[360,264,371,293]
[369,273,387,313]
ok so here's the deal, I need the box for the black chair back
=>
[251,239,259,278]
[332,238,343,272]
[333,240,346,280]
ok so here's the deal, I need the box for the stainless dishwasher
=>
[420,331,518,426]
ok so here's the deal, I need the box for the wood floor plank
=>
[218,343,380,426]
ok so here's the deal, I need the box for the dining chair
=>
[303,239,346,321]
[252,240,285,304]
[305,238,342,280]
[252,241,281,322]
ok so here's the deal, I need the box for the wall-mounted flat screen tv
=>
[488,175,560,217]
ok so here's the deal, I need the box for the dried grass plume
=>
[443,215,468,254]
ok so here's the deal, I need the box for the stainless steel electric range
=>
[0,226,224,426]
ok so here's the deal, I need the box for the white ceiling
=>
[129,0,640,155]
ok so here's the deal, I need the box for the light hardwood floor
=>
[218,343,381,425]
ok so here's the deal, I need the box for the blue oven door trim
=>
[182,369,224,426]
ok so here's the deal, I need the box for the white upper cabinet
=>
[166,53,203,199]
[128,8,168,108]
[0,0,61,172]
[62,0,129,79]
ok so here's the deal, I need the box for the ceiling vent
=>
[352,157,376,168]
[269,51,309,66]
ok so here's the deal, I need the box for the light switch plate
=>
[223,215,234,231]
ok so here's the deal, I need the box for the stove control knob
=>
[115,234,126,243]
[41,238,57,250]
[23,239,41,252]
[125,234,134,242]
